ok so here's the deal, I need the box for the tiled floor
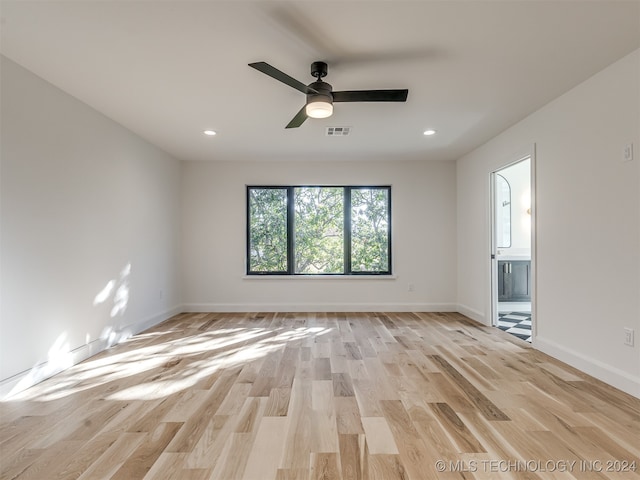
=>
[497,311,532,342]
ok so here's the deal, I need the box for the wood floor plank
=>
[379,400,436,480]
[77,432,147,480]
[0,415,51,459]
[110,422,183,480]
[234,397,266,433]
[310,452,341,480]
[214,383,252,416]
[183,415,230,469]
[405,401,461,463]
[314,358,333,381]
[208,432,254,480]
[429,354,510,421]
[52,431,120,479]
[339,434,364,480]
[570,426,640,461]
[264,387,292,416]
[580,411,640,457]
[142,452,210,480]
[428,402,486,453]
[279,377,314,471]
[365,454,408,480]
[1,311,638,480]
[334,397,365,434]
[311,380,339,453]
[242,416,287,480]
[275,468,308,480]
[352,378,383,417]
[166,371,240,453]
[12,440,85,480]
[128,397,180,433]
[333,373,355,397]
[361,417,399,454]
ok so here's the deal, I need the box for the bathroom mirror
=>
[496,174,511,248]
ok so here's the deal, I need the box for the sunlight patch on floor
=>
[5,324,334,402]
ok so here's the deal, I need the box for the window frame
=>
[246,185,392,276]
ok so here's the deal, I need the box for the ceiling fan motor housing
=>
[307,80,333,104]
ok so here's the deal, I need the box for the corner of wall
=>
[456,304,486,325]
[0,305,183,400]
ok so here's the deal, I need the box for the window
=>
[247,186,391,275]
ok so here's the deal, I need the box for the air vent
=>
[326,126,351,136]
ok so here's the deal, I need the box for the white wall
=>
[0,56,182,396]
[182,160,457,312]
[457,50,640,397]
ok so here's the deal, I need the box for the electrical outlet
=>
[623,143,634,162]
[623,327,634,346]
[408,283,414,292]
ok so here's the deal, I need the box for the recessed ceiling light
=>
[423,129,436,136]
[203,130,217,136]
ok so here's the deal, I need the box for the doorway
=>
[491,156,534,342]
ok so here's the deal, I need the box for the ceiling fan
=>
[248,61,408,128]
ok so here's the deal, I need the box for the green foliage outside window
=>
[351,188,389,272]
[295,187,344,274]
[247,186,391,275]
[248,188,287,272]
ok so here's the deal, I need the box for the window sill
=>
[242,275,397,280]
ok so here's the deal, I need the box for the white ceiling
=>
[1,1,639,163]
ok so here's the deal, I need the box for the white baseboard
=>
[456,304,486,324]
[535,335,640,399]
[124,305,183,336]
[182,302,458,313]
[7,304,636,401]
[0,305,182,400]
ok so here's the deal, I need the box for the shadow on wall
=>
[93,262,134,348]
[4,263,133,399]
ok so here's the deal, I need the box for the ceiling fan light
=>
[306,101,333,119]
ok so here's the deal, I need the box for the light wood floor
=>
[1,312,639,480]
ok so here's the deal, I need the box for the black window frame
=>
[246,185,392,276]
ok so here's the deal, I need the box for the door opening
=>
[491,156,534,342]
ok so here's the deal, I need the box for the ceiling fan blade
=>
[333,89,408,102]
[249,62,318,95]
[264,5,443,68]
[265,5,342,61]
[285,106,308,129]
